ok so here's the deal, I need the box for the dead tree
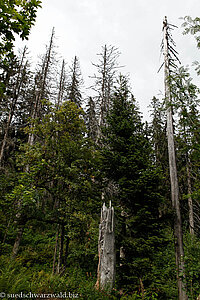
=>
[28,27,55,146]
[91,45,121,142]
[163,16,188,300]
[96,202,115,291]
[186,156,194,235]
[57,59,66,109]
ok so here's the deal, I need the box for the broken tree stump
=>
[95,201,115,291]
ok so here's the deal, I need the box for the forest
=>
[0,1,200,299]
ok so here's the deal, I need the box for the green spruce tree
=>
[101,75,166,296]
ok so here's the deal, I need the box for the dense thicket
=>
[0,6,200,299]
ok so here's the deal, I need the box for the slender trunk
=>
[163,16,187,300]
[12,225,25,258]
[52,225,60,274]
[64,237,70,265]
[70,56,78,106]
[99,45,107,129]
[57,224,64,274]
[139,278,145,299]
[60,235,70,275]
[186,158,194,235]
[3,219,11,244]
[183,121,194,235]
[57,59,65,109]
[120,208,126,267]
[11,199,25,258]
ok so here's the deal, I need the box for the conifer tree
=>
[149,97,167,168]
[67,56,83,107]
[91,45,120,141]
[85,97,98,141]
[170,66,200,235]
[101,74,165,294]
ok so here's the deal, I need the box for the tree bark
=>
[52,225,60,274]
[163,16,188,300]
[57,223,64,274]
[62,236,70,272]
[186,156,194,235]
[95,202,115,291]
[57,59,65,109]
[12,225,25,259]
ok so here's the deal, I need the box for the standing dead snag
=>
[163,16,188,300]
[96,202,115,291]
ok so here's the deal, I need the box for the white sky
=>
[16,0,200,121]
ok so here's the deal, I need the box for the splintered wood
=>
[95,202,115,291]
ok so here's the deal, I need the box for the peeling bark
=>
[96,202,115,291]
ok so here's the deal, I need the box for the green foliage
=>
[0,257,119,299]
[182,16,200,48]
[182,16,200,75]
[101,75,168,294]
[0,0,41,99]
[0,0,41,60]
[12,101,101,220]
[0,100,102,291]
[184,234,200,299]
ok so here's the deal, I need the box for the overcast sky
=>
[16,0,200,120]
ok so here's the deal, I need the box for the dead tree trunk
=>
[186,157,194,235]
[95,202,115,291]
[163,16,188,300]
[28,27,55,146]
[57,59,65,109]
